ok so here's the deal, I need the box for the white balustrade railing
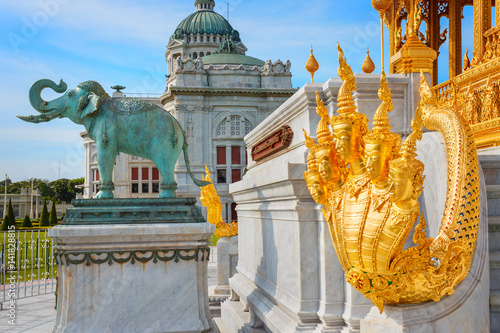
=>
[0,229,56,308]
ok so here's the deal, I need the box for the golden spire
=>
[332,43,369,138]
[315,91,334,145]
[303,129,318,171]
[305,44,319,83]
[362,46,376,74]
[373,71,392,131]
[335,43,357,116]
[401,104,423,161]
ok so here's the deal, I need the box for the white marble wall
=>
[221,74,490,332]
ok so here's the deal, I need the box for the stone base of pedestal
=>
[49,198,218,333]
[209,236,238,302]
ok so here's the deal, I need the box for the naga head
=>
[363,71,402,186]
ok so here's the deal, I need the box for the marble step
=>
[487,185,500,217]
[491,290,500,333]
[491,252,500,291]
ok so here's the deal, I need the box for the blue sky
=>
[0,0,477,182]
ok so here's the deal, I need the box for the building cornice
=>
[160,87,297,104]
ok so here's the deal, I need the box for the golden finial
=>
[463,48,470,72]
[371,0,391,18]
[315,91,334,145]
[305,44,319,83]
[362,46,375,74]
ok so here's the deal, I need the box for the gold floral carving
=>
[200,166,238,238]
[304,45,480,313]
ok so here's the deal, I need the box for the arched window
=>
[216,115,253,137]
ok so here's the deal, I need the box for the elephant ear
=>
[82,92,101,117]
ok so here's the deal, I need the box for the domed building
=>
[160,0,296,221]
[82,0,296,223]
[165,0,247,74]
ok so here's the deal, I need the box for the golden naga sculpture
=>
[200,165,238,238]
[303,45,480,313]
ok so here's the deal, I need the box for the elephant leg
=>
[95,146,117,199]
[154,157,177,198]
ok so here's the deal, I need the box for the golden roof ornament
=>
[305,44,319,83]
[361,46,376,74]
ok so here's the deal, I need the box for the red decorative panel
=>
[251,125,293,162]
[142,167,149,181]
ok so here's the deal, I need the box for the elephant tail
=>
[182,135,211,187]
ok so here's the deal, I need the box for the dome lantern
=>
[195,0,215,11]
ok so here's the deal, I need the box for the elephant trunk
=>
[29,79,67,113]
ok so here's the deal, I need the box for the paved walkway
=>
[0,262,219,333]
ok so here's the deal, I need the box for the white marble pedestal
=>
[49,198,218,333]
[210,236,238,302]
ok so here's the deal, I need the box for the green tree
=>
[0,216,8,231]
[21,215,32,228]
[40,198,49,227]
[7,199,15,227]
[36,180,55,199]
[49,201,58,226]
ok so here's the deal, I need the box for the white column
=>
[226,145,231,183]
[30,180,34,219]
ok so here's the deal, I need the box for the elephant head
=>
[18,79,108,125]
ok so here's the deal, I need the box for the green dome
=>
[202,53,265,66]
[170,10,241,42]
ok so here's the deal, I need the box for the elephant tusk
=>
[17,110,62,123]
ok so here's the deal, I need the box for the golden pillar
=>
[428,0,440,85]
[473,0,491,60]
[497,0,500,26]
[449,0,462,78]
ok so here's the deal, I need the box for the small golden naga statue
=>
[304,44,480,312]
[200,165,238,238]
